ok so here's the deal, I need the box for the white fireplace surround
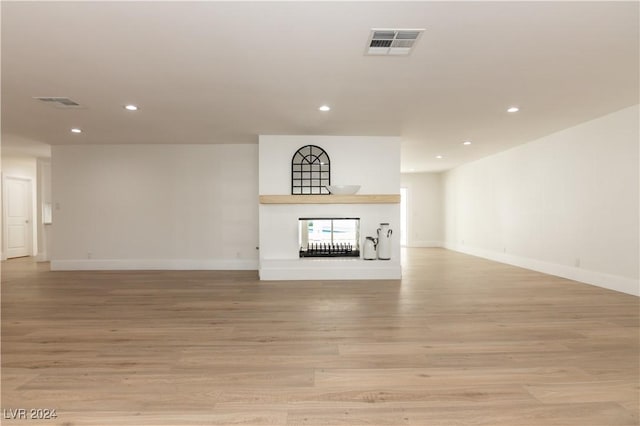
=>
[258,135,402,280]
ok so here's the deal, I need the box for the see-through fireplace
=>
[298,218,360,258]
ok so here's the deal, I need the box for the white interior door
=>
[4,177,33,258]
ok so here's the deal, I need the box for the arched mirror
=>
[291,145,330,194]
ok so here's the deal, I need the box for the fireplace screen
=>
[299,218,360,257]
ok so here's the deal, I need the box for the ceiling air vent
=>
[366,28,425,56]
[33,97,83,108]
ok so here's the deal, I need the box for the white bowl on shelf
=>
[326,185,361,195]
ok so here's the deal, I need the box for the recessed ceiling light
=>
[507,106,520,113]
[124,104,138,111]
[463,141,472,145]
[435,155,443,159]
[319,105,331,112]
[70,128,82,133]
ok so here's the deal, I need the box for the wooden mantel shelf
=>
[259,194,400,204]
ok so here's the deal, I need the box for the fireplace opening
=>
[299,218,360,258]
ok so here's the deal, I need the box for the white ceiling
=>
[2,1,638,172]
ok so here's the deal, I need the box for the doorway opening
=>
[400,187,408,247]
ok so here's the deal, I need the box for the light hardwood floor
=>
[1,248,638,425]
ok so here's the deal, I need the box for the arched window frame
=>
[291,145,331,195]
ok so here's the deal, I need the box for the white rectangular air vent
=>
[366,28,425,56]
[33,97,83,108]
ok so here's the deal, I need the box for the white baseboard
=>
[50,258,259,271]
[444,243,639,297]
[260,258,402,280]
[406,240,442,248]
[35,253,49,262]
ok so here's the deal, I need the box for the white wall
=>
[401,172,443,247]
[443,104,639,296]
[1,156,37,181]
[51,144,259,270]
[1,156,38,258]
[259,135,400,195]
[259,135,402,280]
